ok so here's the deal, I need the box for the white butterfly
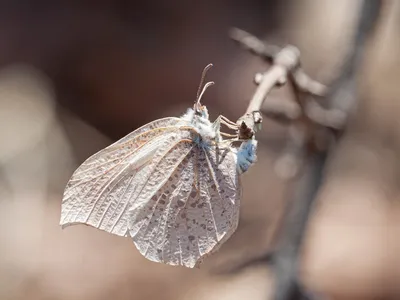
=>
[60,64,258,268]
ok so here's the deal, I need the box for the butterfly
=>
[60,64,258,268]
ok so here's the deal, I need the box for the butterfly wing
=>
[61,114,242,268]
[199,145,242,256]
[60,117,187,236]
[67,117,182,176]
[129,143,241,268]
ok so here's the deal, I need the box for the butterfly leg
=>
[217,138,251,149]
[213,115,241,141]
[213,115,239,131]
[220,115,238,127]
[220,132,237,138]
[224,138,253,144]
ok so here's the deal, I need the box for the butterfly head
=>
[180,63,219,143]
[193,103,210,120]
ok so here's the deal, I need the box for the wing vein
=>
[204,149,228,211]
[128,140,193,228]
[108,174,136,235]
[130,141,194,237]
[98,172,134,229]
[85,163,131,222]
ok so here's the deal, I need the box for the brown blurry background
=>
[0,1,399,299]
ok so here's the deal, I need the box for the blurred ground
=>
[0,1,399,300]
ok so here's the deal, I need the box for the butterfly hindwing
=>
[202,146,241,256]
[128,142,241,268]
[128,139,195,265]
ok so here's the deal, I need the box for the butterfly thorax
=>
[181,107,219,148]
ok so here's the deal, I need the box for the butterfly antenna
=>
[196,63,213,103]
[197,81,215,105]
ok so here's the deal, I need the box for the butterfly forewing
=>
[60,117,187,236]
[64,117,183,182]
[114,117,182,144]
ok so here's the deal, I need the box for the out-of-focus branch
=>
[308,0,382,127]
[271,3,382,300]
[231,28,328,140]
[227,1,382,300]
[230,28,279,61]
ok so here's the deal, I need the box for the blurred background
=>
[0,0,399,299]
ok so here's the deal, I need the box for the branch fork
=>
[231,28,346,178]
